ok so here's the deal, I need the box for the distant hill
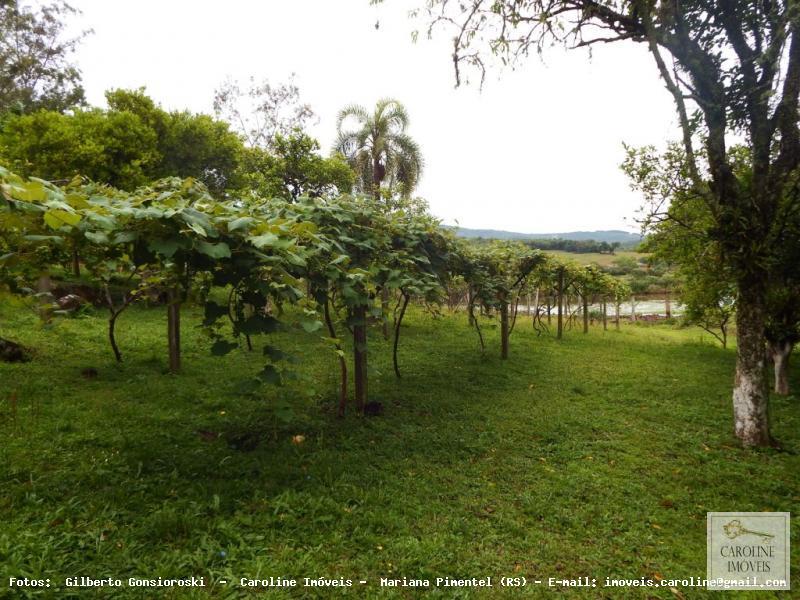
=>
[449,227,642,245]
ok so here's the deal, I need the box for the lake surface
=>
[520,299,684,317]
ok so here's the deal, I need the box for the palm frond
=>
[332,131,360,157]
[334,98,421,197]
[376,98,409,133]
[336,103,369,132]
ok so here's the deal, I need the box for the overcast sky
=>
[67,0,680,233]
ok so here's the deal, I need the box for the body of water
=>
[520,299,684,317]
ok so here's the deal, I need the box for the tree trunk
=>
[109,312,122,363]
[37,274,52,323]
[769,340,793,396]
[500,300,509,359]
[556,269,564,340]
[167,288,181,374]
[380,287,390,340]
[372,157,382,201]
[323,299,347,417]
[467,288,475,326]
[353,304,368,411]
[732,288,772,446]
[665,289,672,319]
[615,302,621,330]
[393,292,410,377]
[582,293,589,334]
[72,248,81,278]
[602,300,607,331]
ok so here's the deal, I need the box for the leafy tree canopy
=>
[237,131,354,202]
[0,88,245,194]
[0,1,89,114]
[334,98,423,200]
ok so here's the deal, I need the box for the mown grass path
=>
[1,305,798,598]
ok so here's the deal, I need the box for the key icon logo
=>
[722,519,775,543]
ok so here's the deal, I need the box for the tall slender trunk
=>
[615,302,621,330]
[582,293,589,334]
[167,287,181,374]
[37,274,52,323]
[468,301,485,352]
[664,289,671,319]
[324,298,347,416]
[71,247,81,278]
[109,312,122,363]
[353,304,368,411]
[769,340,793,396]
[602,300,607,331]
[372,157,382,201]
[732,288,772,446]
[500,299,509,359]
[467,288,475,326]
[556,269,564,340]
[393,292,410,377]
[380,287,390,340]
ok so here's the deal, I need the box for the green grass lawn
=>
[545,250,643,267]
[0,303,798,599]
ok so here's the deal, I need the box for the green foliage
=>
[237,132,354,201]
[458,240,544,311]
[155,111,243,196]
[524,238,622,254]
[0,89,244,194]
[334,98,423,199]
[0,1,89,114]
[625,143,800,348]
[0,165,457,407]
[0,109,158,189]
[104,88,245,195]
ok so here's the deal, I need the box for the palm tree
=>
[334,98,423,201]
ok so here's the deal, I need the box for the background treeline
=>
[0,88,353,200]
[463,234,635,253]
[523,238,623,254]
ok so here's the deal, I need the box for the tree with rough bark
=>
[391,0,800,446]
